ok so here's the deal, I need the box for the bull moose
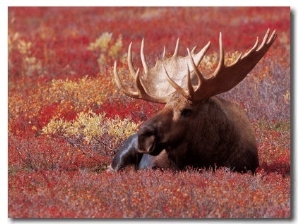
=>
[109,29,277,173]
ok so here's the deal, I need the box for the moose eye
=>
[180,109,192,117]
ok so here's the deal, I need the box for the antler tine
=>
[212,32,225,77]
[257,28,270,51]
[241,37,259,59]
[192,41,211,66]
[186,64,194,100]
[127,42,136,78]
[114,61,139,98]
[162,46,166,58]
[187,48,205,85]
[191,46,197,54]
[268,29,277,44]
[162,63,192,100]
[141,39,149,74]
[173,38,180,56]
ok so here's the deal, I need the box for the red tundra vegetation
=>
[8,7,290,218]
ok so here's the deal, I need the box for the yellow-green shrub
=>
[42,111,140,147]
[48,75,116,110]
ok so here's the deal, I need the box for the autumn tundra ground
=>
[8,7,290,218]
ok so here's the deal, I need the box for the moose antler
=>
[114,29,277,103]
[114,38,209,103]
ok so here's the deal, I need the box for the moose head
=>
[112,29,277,173]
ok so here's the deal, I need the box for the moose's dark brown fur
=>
[138,94,258,173]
